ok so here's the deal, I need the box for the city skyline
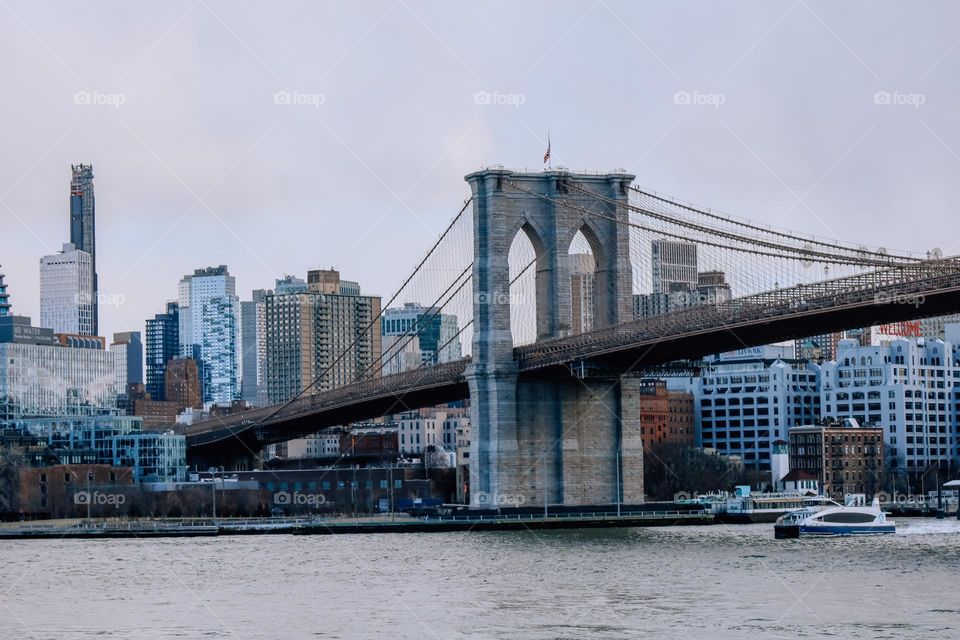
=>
[4,2,960,342]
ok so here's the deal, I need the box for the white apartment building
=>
[39,243,94,335]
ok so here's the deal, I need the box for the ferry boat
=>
[713,486,819,524]
[774,495,895,538]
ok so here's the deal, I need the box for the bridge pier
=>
[465,168,642,508]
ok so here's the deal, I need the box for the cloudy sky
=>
[2,0,959,340]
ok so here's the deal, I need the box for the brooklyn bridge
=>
[184,168,960,507]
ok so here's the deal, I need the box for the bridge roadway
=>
[184,258,960,456]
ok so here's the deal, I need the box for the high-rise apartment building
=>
[381,303,461,376]
[265,269,381,403]
[40,243,94,336]
[569,253,595,335]
[110,332,143,385]
[651,239,698,294]
[69,164,98,335]
[165,358,203,410]
[145,302,179,401]
[240,289,269,406]
[178,266,240,404]
[635,270,732,318]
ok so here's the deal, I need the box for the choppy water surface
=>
[2,519,959,639]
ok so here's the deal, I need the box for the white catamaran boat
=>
[774,494,895,538]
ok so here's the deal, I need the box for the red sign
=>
[876,321,922,337]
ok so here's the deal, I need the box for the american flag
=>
[543,134,551,164]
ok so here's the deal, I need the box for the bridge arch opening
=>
[567,227,598,336]
[508,223,544,347]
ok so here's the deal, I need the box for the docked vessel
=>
[711,486,818,524]
[774,495,895,538]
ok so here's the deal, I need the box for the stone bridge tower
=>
[464,168,644,508]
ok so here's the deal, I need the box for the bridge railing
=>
[517,257,960,370]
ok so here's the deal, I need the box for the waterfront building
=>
[145,302,179,401]
[265,269,381,403]
[240,289,269,405]
[651,239,698,294]
[569,253,595,335]
[689,346,821,471]
[0,267,10,316]
[109,431,187,483]
[110,331,143,385]
[0,316,125,421]
[286,428,345,459]
[820,335,960,473]
[637,379,696,451]
[69,164,99,334]
[17,464,134,519]
[39,243,94,336]
[380,303,461,376]
[396,406,469,455]
[178,266,240,403]
[789,418,884,497]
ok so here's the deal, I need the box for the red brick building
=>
[639,380,695,450]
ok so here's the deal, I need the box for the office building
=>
[789,418,884,497]
[145,302,179,401]
[109,432,187,483]
[110,332,143,385]
[820,336,960,473]
[651,239,698,294]
[69,164,98,334]
[0,316,124,421]
[381,303,461,376]
[689,346,821,470]
[178,266,240,404]
[265,269,381,403]
[569,253,595,335]
[40,243,94,336]
[397,406,469,455]
[240,289,269,405]
[634,270,732,319]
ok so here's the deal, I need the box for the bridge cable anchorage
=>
[630,186,922,262]
[563,182,919,268]
[196,197,474,436]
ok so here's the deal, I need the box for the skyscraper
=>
[178,266,240,404]
[39,243,94,335]
[69,164,98,334]
[651,239,698,294]
[265,269,381,403]
[381,302,461,376]
[145,302,179,401]
[111,331,144,385]
[0,266,10,316]
[240,289,269,406]
[569,253,595,335]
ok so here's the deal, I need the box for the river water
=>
[2,518,959,639]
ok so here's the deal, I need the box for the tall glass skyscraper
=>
[145,302,179,401]
[69,164,98,335]
[178,266,239,404]
[39,243,95,335]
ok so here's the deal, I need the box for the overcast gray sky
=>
[2,0,959,340]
